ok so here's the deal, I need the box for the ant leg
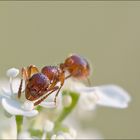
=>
[47,80,57,91]
[17,67,27,99]
[53,71,71,102]
[34,86,59,106]
[22,67,28,80]
[65,74,72,80]
[54,72,65,103]
[27,65,39,78]
[54,84,63,103]
[18,79,23,98]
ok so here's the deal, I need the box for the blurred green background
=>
[0,1,139,139]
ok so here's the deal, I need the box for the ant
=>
[17,54,90,106]
[18,65,65,106]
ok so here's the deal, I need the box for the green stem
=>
[54,90,80,131]
[15,115,23,138]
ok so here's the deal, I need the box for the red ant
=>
[18,54,90,106]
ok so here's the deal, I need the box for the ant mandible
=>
[17,54,91,106]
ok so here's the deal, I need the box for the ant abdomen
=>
[63,54,90,79]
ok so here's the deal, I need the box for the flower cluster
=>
[0,68,131,139]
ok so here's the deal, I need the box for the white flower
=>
[0,68,56,117]
[6,68,19,78]
[51,134,65,140]
[44,120,54,132]
[51,132,73,140]
[95,85,131,108]
[79,85,131,109]
[17,131,40,139]
[78,91,97,110]
[63,79,131,110]
[18,131,31,139]
[23,100,34,111]
[0,68,38,117]
[68,127,77,138]
[1,97,38,117]
[42,120,54,140]
[51,127,77,140]
[39,101,56,108]
[0,116,17,139]
[62,133,73,139]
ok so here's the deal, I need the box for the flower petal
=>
[40,101,56,108]
[95,85,131,108]
[2,98,38,117]
[11,78,25,93]
[62,133,73,139]
[44,120,54,132]
[0,88,11,102]
[79,93,96,110]
[69,127,77,138]
[1,88,11,96]
[75,84,131,109]
[18,131,31,139]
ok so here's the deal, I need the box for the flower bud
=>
[6,68,19,78]
[62,133,72,139]
[62,94,72,107]
[44,120,54,132]
[18,131,31,139]
[56,135,65,140]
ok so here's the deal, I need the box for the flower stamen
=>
[9,77,14,94]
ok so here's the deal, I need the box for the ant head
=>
[25,73,50,101]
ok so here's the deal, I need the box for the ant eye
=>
[33,88,37,92]
[30,85,38,93]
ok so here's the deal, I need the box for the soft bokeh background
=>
[0,1,139,139]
